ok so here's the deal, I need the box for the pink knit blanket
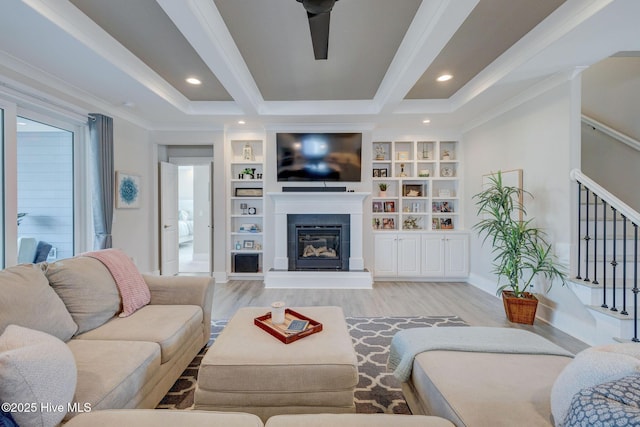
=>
[83,248,150,317]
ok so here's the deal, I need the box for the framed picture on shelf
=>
[235,188,263,197]
[383,201,395,212]
[403,184,422,197]
[397,151,409,161]
[243,240,255,249]
[382,218,395,229]
[380,168,388,177]
[372,201,383,212]
[438,189,452,198]
[440,218,454,229]
[373,168,380,177]
[432,218,440,230]
[432,201,453,212]
[372,218,381,229]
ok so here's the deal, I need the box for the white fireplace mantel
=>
[265,191,372,289]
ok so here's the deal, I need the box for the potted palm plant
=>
[473,171,565,324]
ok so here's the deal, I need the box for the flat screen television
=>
[276,133,362,182]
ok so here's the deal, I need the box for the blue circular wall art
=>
[117,173,140,208]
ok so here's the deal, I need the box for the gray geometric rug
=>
[157,315,467,413]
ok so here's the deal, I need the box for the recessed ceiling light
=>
[186,77,201,85]
[238,120,246,125]
[436,74,453,82]
[422,119,431,124]
[17,122,27,126]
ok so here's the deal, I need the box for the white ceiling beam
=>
[21,0,192,115]
[448,0,615,111]
[375,0,479,114]
[157,0,263,116]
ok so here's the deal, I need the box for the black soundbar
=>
[282,186,347,192]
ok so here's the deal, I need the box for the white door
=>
[397,234,421,276]
[444,234,469,277]
[160,162,179,275]
[374,234,397,276]
[421,235,445,277]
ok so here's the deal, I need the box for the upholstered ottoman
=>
[194,306,358,421]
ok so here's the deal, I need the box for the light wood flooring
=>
[211,280,588,354]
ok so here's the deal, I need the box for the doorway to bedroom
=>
[177,164,211,274]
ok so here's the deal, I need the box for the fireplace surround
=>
[265,192,372,289]
[288,214,350,271]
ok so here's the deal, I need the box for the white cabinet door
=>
[421,235,445,277]
[397,234,422,276]
[374,234,397,276]
[444,233,469,277]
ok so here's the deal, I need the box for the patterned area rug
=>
[157,315,467,412]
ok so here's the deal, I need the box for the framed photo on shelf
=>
[243,240,255,249]
[380,168,388,177]
[397,151,409,161]
[432,218,440,230]
[235,187,263,197]
[403,184,422,197]
[372,218,381,229]
[432,201,453,212]
[372,201,383,212]
[373,168,380,177]
[438,189,452,198]
[383,201,395,212]
[382,218,395,229]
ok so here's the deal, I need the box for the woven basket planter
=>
[501,290,538,325]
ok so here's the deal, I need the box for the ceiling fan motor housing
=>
[298,0,338,15]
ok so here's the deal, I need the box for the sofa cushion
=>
[266,414,455,427]
[66,339,160,418]
[0,325,77,427]
[63,410,264,427]
[550,343,640,426]
[0,264,77,341]
[45,256,121,334]
[410,350,571,426]
[74,305,203,363]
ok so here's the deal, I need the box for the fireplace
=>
[267,192,371,289]
[288,214,350,271]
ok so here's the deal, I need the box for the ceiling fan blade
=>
[307,11,331,60]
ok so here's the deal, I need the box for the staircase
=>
[569,169,640,343]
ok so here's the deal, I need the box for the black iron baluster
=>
[633,223,639,342]
[601,200,607,308]
[622,216,628,316]
[576,182,583,280]
[584,190,591,282]
[611,207,618,312]
[593,195,599,285]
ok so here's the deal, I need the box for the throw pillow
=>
[550,343,640,426]
[0,325,77,427]
[46,257,121,334]
[82,249,151,317]
[0,264,77,341]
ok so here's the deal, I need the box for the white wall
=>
[463,79,597,342]
[582,122,640,212]
[111,117,156,273]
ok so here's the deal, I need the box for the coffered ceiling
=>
[0,0,639,130]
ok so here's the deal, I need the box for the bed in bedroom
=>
[178,209,193,245]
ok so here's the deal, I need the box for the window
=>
[16,117,74,262]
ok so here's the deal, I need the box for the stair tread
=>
[587,305,635,320]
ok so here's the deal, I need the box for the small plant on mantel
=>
[473,171,565,324]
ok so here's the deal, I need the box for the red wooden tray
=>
[254,308,323,344]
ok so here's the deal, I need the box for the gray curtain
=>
[89,114,114,249]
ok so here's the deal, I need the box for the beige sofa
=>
[64,410,455,426]
[0,256,213,426]
[393,327,640,426]
[390,327,575,427]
